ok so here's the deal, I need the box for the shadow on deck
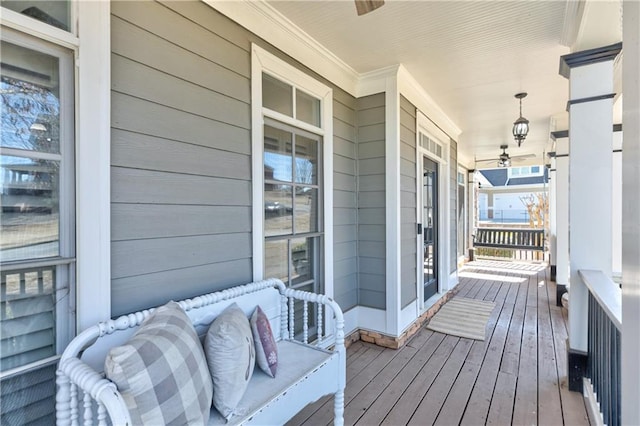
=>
[289,260,589,426]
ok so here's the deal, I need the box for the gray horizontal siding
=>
[333,93,358,311]
[110,0,362,315]
[357,93,386,310]
[400,96,417,308]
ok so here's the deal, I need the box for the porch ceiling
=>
[266,0,622,168]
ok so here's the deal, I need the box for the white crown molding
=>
[205,0,359,95]
[206,0,462,145]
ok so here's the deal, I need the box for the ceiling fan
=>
[476,145,536,168]
[355,0,385,16]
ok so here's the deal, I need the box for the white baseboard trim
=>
[343,306,388,337]
[583,378,605,426]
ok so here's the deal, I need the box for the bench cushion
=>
[104,301,213,425]
[209,340,338,425]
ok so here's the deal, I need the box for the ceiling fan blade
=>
[355,0,385,16]
[475,157,499,164]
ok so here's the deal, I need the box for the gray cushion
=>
[104,301,213,425]
[204,303,255,421]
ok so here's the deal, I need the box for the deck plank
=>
[381,335,460,425]
[537,270,565,425]
[296,261,588,426]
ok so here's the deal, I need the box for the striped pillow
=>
[105,301,213,425]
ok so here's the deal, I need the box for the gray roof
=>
[479,167,548,187]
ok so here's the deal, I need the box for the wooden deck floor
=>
[289,260,589,426]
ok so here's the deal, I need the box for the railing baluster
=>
[317,303,323,346]
[289,296,295,340]
[83,391,92,426]
[303,301,309,344]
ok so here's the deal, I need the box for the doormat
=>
[426,297,496,341]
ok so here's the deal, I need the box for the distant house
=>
[478,165,548,223]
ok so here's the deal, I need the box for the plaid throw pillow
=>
[105,301,213,425]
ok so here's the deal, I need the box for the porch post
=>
[622,1,640,423]
[560,42,621,391]
[554,137,570,306]
[548,155,557,282]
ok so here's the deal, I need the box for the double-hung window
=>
[0,23,75,418]
[252,45,333,306]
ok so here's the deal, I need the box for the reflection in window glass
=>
[264,185,293,237]
[296,90,320,127]
[294,187,318,234]
[0,156,60,261]
[1,1,71,31]
[1,42,61,154]
[262,73,293,117]
[264,125,292,183]
[264,240,289,283]
[291,237,316,287]
[295,135,318,185]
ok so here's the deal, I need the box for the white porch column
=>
[548,156,557,281]
[553,136,570,305]
[560,42,621,391]
[612,130,623,278]
[622,1,640,423]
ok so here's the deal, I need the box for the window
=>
[251,45,333,303]
[508,165,543,178]
[0,32,75,374]
[1,1,72,32]
[262,80,323,294]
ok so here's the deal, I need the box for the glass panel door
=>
[423,156,438,301]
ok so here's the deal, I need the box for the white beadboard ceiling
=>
[266,0,622,168]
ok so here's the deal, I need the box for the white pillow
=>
[104,301,212,425]
[204,303,255,421]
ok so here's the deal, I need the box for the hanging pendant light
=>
[512,92,529,147]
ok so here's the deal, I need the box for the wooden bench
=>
[473,227,545,251]
[56,278,345,425]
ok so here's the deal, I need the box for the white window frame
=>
[1,1,111,334]
[251,44,334,300]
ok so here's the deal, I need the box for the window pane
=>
[295,187,318,233]
[295,135,318,185]
[264,185,292,237]
[296,90,320,127]
[1,1,71,31]
[263,73,292,117]
[1,156,60,261]
[264,125,292,183]
[1,41,61,154]
[291,237,315,286]
[531,166,540,173]
[0,266,56,371]
[264,240,289,283]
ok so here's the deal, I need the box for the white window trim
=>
[75,1,111,330]
[251,44,334,301]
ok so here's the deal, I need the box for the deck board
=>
[293,260,589,426]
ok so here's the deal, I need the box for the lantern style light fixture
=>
[512,92,529,147]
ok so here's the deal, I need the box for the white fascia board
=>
[205,0,359,95]
[398,65,462,141]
